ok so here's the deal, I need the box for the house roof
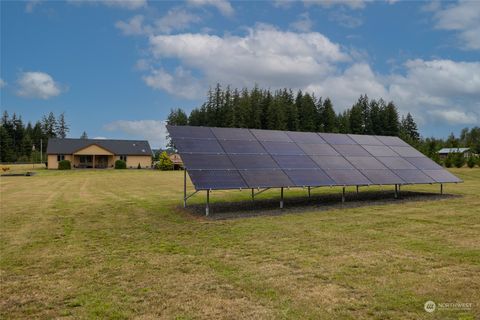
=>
[438,147,470,154]
[47,138,152,156]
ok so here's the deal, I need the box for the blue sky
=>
[1,0,479,147]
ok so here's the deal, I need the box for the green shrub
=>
[444,154,453,168]
[115,159,127,169]
[453,153,466,168]
[58,160,71,170]
[155,151,174,170]
[467,156,476,168]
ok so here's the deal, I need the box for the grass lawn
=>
[1,167,479,319]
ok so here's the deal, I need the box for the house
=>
[437,147,472,159]
[46,138,152,169]
[168,153,183,170]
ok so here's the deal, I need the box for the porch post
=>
[93,155,95,169]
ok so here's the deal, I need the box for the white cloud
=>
[16,72,62,99]
[304,0,370,10]
[329,10,363,28]
[115,15,146,35]
[187,0,234,16]
[104,120,168,148]
[154,7,201,34]
[143,67,204,99]
[68,0,146,10]
[93,136,107,139]
[429,110,478,125]
[433,0,480,50]
[290,13,314,32]
[0,79,6,88]
[25,0,41,13]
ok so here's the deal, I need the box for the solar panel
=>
[404,157,443,170]
[174,139,224,154]
[219,140,266,154]
[167,126,461,194]
[261,141,305,155]
[167,125,215,139]
[346,156,388,170]
[320,133,357,145]
[324,169,371,185]
[188,170,247,190]
[311,156,355,169]
[297,143,339,156]
[212,127,255,141]
[348,134,384,145]
[377,157,417,170]
[272,155,319,169]
[229,154,279,169]
[389,146,426,157]
[360,170,404,185]
[286,131,326,144]
[240,169,293,188]
[362,145,399,157]
[251,129,292,142]
[181,154,235,170]
[392,169,435,184]
[284,169,335,187]
[423,170,462,183]
[332,144,371,156]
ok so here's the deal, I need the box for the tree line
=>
[0,111,69,163]
[167,84,479,164]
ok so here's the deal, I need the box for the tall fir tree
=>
[56,112,69,138]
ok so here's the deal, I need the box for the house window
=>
[120,155,127,162]
[57,154,65,161]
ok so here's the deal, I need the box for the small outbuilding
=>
[437,147,471,159]
[47,138,152,169]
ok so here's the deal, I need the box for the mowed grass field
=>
[1,167,479,319]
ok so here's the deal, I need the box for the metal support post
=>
[394,184,398,199]
[251,188,254,202]
[356,185,359,195]
[398,184,401,197]
[308,186,311,198]
[280,187,284,209]
[206,189,210,216]
[440,184,443,195]
[342,187,345,203]
[183,169,187,208]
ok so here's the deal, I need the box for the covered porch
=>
[72,144,115,169]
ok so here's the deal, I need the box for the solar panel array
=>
[167,125,461,190]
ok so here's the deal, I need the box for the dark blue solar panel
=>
[389,146,425,157]
[360,170,404,185]
[272,155,319,169]
[240,169,293,188]
[297,143,339,156]
[219,140,266,154]
[346,156,387,170]
[348,134,384,145]
[375,135,409,146]
[167,125,215,139]
[333,144,371,156]
[405,157,443,170]
[362,145,399,157]
[422,170,462,183]
[284,169,335,187]
[392,170,435,184]
[181,154,235,170]
[188,170,247,190]
[174,139,224,154]
[319,133,357,145]
[251,129,292,142]
[211,127,255,141]
[286,131,326,144]
[324,169,371,185]
[229,154,279,169]
[261,141,305,155]
[311,156,355,169]
[377,157,417,170]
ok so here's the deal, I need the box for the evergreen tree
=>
[42,112,57,138]
[298,92,317,132]
[349,104,364,134]
[284,89,298,131]
[383,102,400,136]
[369,99,383,135]
[322,98,337,133]
[167,108,188,126]
[56,112,69,138]
[400,112,419,143]
[80,131,88,139]
[156,151,174,170]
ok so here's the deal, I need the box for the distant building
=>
[437,147,471,159]
[47,138,152,169]
[168,153,183,170]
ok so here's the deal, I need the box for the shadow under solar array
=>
[167,125,462,190]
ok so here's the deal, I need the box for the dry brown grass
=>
[1,168,479,319]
